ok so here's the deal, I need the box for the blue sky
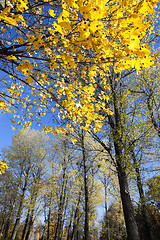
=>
[0,112,50,151]
[0,113,13,150]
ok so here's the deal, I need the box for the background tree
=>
[0,128,49,240]
[100,202,127,240]
[146,175,160,210]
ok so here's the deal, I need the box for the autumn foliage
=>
[0,0,158,132]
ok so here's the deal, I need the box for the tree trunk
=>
[81,131,89,240]
[3,201,17,240]
[71,191,82,240]
[3,219,11,240]
[132,150,154,240]
[147,97,160,137]
[10,208,23,240]
[112,122,140,240]
[10,169,29,240]
[104,177,109,240]
[2,172,23,240]
[76,213,80,240]
[47,205,51,240]
[109,75,140,240]
[0,218,5,240]
[116,157,140,240]
[25,210,34,240]
[21,211,30,240]
[67,207,74,240]
[55,158,67,240]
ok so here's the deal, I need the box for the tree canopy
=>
[0,0,159,131]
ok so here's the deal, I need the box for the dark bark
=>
[81,131,89,240]
[116,160,140,240]
[22,170,40,240]
[25,211,34,240]
[2,171,23,240]
[25,176,40,240]
[21,210,30,240]
[1,208,12,240]
[95,113,140,240]
[55,158,67,240]
[109,75,140,240]
[3,202,17,240]
[0,219,5,239]
[132,150,154,240]
[76,213,80,240]
[147,97,160,138]
[112,126,140,240]
[47,204,51,240]
[3,219,11,240]
[71,191,82,240]
[10,198,24,240]
[10,169,30,240]
[40,226,45,240]
[104,177,109,240]
[67,207,74,240]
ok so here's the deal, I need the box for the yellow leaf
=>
[25,76,33,84]
[1,27,6,33]
[11,118,15,123]
[48,9,55,17]
[7,55,17,60]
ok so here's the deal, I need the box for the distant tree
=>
[146,175,160,210]
[0,128,49,240]
[129,60,160,138]
[135,203,160,240]
[100,203,127,240]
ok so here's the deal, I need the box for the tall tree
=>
[0,128,49,240]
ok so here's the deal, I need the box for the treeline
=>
[0,123,159,240]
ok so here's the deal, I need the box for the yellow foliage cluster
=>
[0,0,158,133]
[0,160,8,174]
[45,0,158,131]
